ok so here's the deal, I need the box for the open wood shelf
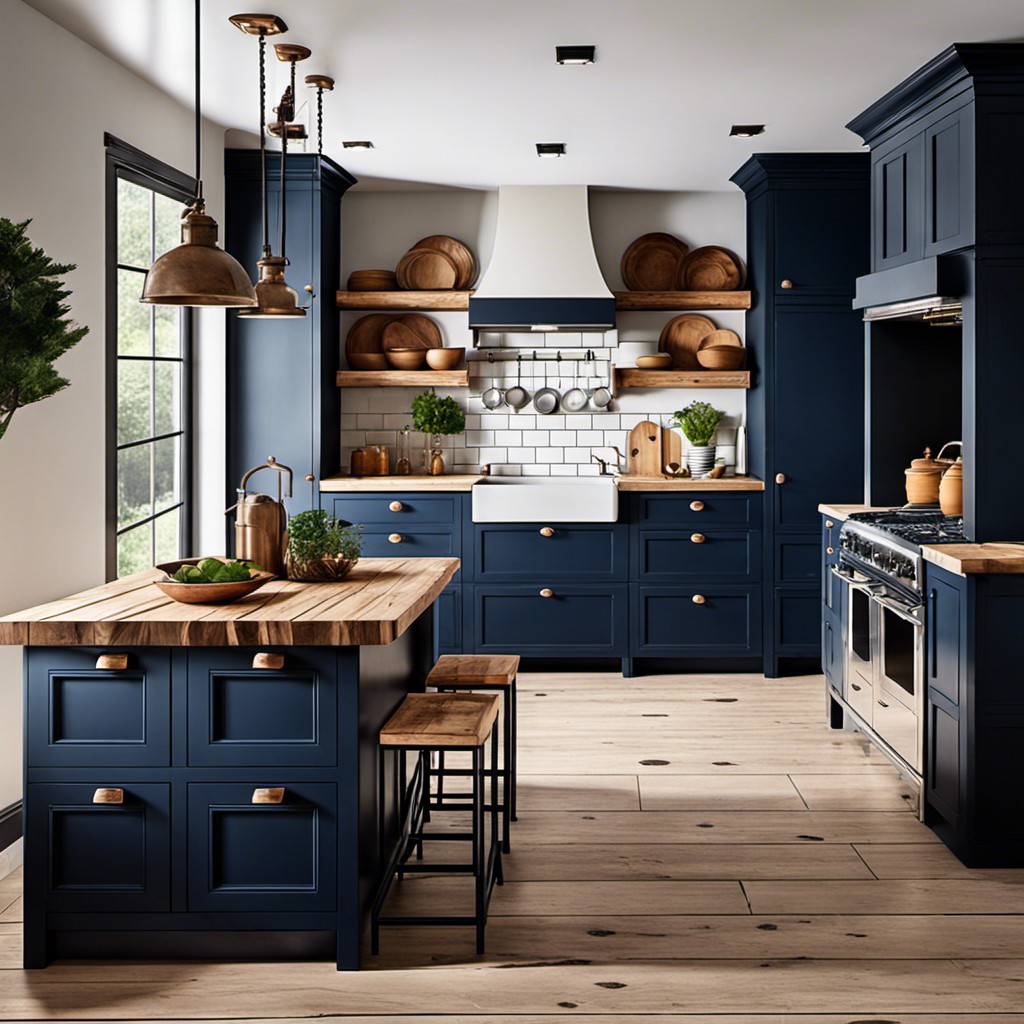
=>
[336,369,470,388]
[337,290,473,311]
[615,368,750,389]
[614,290,751,311]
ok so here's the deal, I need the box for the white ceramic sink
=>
[471,477,618,523]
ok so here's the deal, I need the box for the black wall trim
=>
[0,801,22,854]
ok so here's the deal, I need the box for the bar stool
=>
[371,691,502,955]
[427,654,520,853]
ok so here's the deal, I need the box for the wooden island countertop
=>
[0,557,459,647]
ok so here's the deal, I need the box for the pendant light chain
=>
[317,87,324,157]
[193,0,202,201]
[259,31,270,257]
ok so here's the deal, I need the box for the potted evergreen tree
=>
[672,400,725,476]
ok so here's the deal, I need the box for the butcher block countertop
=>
[922,543,1024,575]
[817,503,892,522]
[322,473,763,493]
[617,475,763,492]
[0,557,459,647]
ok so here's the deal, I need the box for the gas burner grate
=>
[846,509,967,545]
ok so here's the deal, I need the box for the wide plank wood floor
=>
[2,671,1024,1023]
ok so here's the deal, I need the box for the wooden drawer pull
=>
[389,501,404,512]
[775,473,786,485]
[93,788,124,805]
[689,500,704,512]
[692,594,706,605]
[252,787,285,804]
[95,653,129,671]
[252,652,285,670]
[539,588,554,598]
[825,519,834,529]
[388,533,403,544]
[781,279,794,289]
[826,546,835,555]
[690,532,706,544]
[539,527,555,537]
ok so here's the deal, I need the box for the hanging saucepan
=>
[562,353,588,412]
[590,357,613,409]
[481,374,505,410]
[505,354,530,411]
[533,360,561,415]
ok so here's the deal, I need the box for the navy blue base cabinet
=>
[21,617,432,969]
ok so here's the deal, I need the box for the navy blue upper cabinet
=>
[871,133,925,270]
[225,152,355,519]
[925,105,974,256]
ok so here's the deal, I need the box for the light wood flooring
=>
[2,671,1024,1023]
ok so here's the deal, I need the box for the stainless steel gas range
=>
[830,510,966,803]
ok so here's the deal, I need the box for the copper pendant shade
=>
[244,256,305,318]
[142,1,255,307]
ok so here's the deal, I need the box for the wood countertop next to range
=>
[0,558,460,647]
[817,503,891,522]
[923,543,1024,576]
[320,474,484,492]
[617,475,764,491]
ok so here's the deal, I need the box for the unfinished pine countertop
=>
[322,473,763,493]
[0,558,459,647]
[922,543,1024,575]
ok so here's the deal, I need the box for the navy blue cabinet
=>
[634,586,761,657]
[732,154,870,675]
[473,523,627,581]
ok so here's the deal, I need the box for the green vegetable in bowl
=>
[171,558,260,584]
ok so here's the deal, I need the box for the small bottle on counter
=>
[396,427,412,476]
[375,444,390,476]
[350,448,369,477]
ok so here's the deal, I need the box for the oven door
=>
[834,567,878,723]
[875,593,924,773]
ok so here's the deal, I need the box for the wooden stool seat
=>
[380,692,500,748]
[427,654,520,689]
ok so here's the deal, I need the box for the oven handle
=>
[829,565,883,595]
[874,592,924,626]
[830,566,923,625]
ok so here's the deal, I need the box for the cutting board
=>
[663,427,682,471]
[412,235,477,289]
[620,232,689,291]
[381,314,443,351]
[628,420,663,477]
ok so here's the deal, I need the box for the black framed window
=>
[105,135,195,579]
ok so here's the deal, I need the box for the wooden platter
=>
[381,314,443,351]
[628,420,663,477]
[347,269,397,291]
[345,313,397,358]
[621,233,689,291]
[658,314,716,369]
[677,246,745,291]
[396,248,459,290]
[413,235,477,290]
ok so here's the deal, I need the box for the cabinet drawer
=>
[331,494,457,525]
[471,584,627,655]
[26,648,171,767]
[777,536,821,583]
[634,586,762,655]
[187,649,337,767]
[637,529,759,581]
[360,526,459,569]
[188,782,337,913]
[27,782,170,912]
[473,524,626,581]
[635,493,758,528]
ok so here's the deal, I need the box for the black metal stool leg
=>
[509,679,518,821]
[491,719,503,886]
[473,744,486,954]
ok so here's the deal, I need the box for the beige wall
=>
[0,0,227,812]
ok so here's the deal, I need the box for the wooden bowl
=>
[696,345,745,370]
[347,269,397,291]
[635,353,673,370]
[425,347,465,370]
[348,352,388,370]
[385,348,427,370]
[153,558,275,605]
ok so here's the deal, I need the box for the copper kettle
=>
[226,456,293,575]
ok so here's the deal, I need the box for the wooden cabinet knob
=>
[781,279,794,289]
[305,474,314,483]
[388,533,403,544]
[252,787,285,805]
[389,501,404,512]
[690,532,706,544]
[825,519,834,529]
[93,788,124,805]
[826,546,835,555]
[775,473,786,485]
[689,500,705,512]
[692,594,706,605]
[539,527,555,537]
[539,588,554,598]
[252,652,285,670]
[95,653,128,671]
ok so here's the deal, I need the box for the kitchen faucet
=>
[591,446,625,476]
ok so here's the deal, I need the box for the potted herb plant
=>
[672,400,725,476]
[411,387,466,475]
[285,509,362,582]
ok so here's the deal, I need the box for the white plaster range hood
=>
[469,185,616,334]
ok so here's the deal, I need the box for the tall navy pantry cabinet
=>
[731,155,870,677]
[224,152,356,516]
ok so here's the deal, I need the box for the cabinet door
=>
[872,133,925,270]
[926,695,960,823]
[927,576,962,706]
[924,105,974,256]
[776,536,820,584]
[187,782,337,912]
[775,587,821,654]
[434,584,463,655]
[823,611,843,692]
[26,782,170,912]
[773,308,865,530]
[634,586,762,656]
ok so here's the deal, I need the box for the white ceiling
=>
[22,0,1024,191]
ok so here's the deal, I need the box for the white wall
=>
[0,0,227,813]
[338,185,747,475]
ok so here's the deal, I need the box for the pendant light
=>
[141,0,256,307]
[305,74,334,157]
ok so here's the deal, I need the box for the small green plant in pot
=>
[411,387,466,475]
[285,509,362,582]
[672,400,725,476]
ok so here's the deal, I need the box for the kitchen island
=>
[0,557,459,970]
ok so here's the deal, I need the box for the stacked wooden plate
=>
[676,246,746,291]
[395,235,477,290]
[657,317,746,370]
[620,234,746,292]
[345,313,443,370]
[347,269,397,291]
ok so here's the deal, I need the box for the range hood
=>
[853,253,966,324]
[469,185,616,333]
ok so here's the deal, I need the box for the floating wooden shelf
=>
[336,369,470,388]
[615,368,750,389]
[614,291,751,311]
[337,290,473,311]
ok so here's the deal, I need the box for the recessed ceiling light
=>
[730,124,766,139]
[556,45,596,65]
[536,143,566,158]
[343,140,375,150]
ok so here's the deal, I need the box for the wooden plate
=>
[658,314,716,369]
[676,246,744,291]
[381,314,443,351]
[621,233,689,291]
[345,314,396,359]
[347,269,397,291]
[412,235,477,289]
[396,248,459,290]
[699,328,742,348]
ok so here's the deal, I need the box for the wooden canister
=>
[905,448,943,505]
[374,445,390,475]
[939,458,963,516]
[350,448,370,477]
